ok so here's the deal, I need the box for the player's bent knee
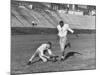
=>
[40,56,47,62]
[42,58,47,62]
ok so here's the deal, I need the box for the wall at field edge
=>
[11,5,96,35]
[11,5,96,29]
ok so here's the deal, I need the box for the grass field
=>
[11,34,96,74]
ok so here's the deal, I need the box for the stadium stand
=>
[11,5,95,29]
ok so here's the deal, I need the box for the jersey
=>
[57,24,74,37]
[36,44,50,56]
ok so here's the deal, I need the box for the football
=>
[50,56,59,62]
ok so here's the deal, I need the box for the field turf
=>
[11,34,96,74]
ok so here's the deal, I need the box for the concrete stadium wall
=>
[11,27,96,35]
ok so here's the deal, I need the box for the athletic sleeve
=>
[67,24,74,33]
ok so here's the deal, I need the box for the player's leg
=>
[27,51,38,65]
[61,36,69,61]
[64,37,71,49]
[29,54,35,62]
[39,55,48,62]
[59,37,65,60]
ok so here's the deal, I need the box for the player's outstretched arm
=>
[47,49,54,56]
[41,51,50,59]
[27,50,38,64]
[68,27,74,33]
[42,49,54,60]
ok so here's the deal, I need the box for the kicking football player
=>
[57,21,74,60]
[27,42,54,65]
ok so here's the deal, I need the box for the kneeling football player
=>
[27,42,55,65]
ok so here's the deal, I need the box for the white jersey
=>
[36,44,50,56]
[57,24,74,37]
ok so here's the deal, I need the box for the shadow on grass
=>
[64,51,82,60]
